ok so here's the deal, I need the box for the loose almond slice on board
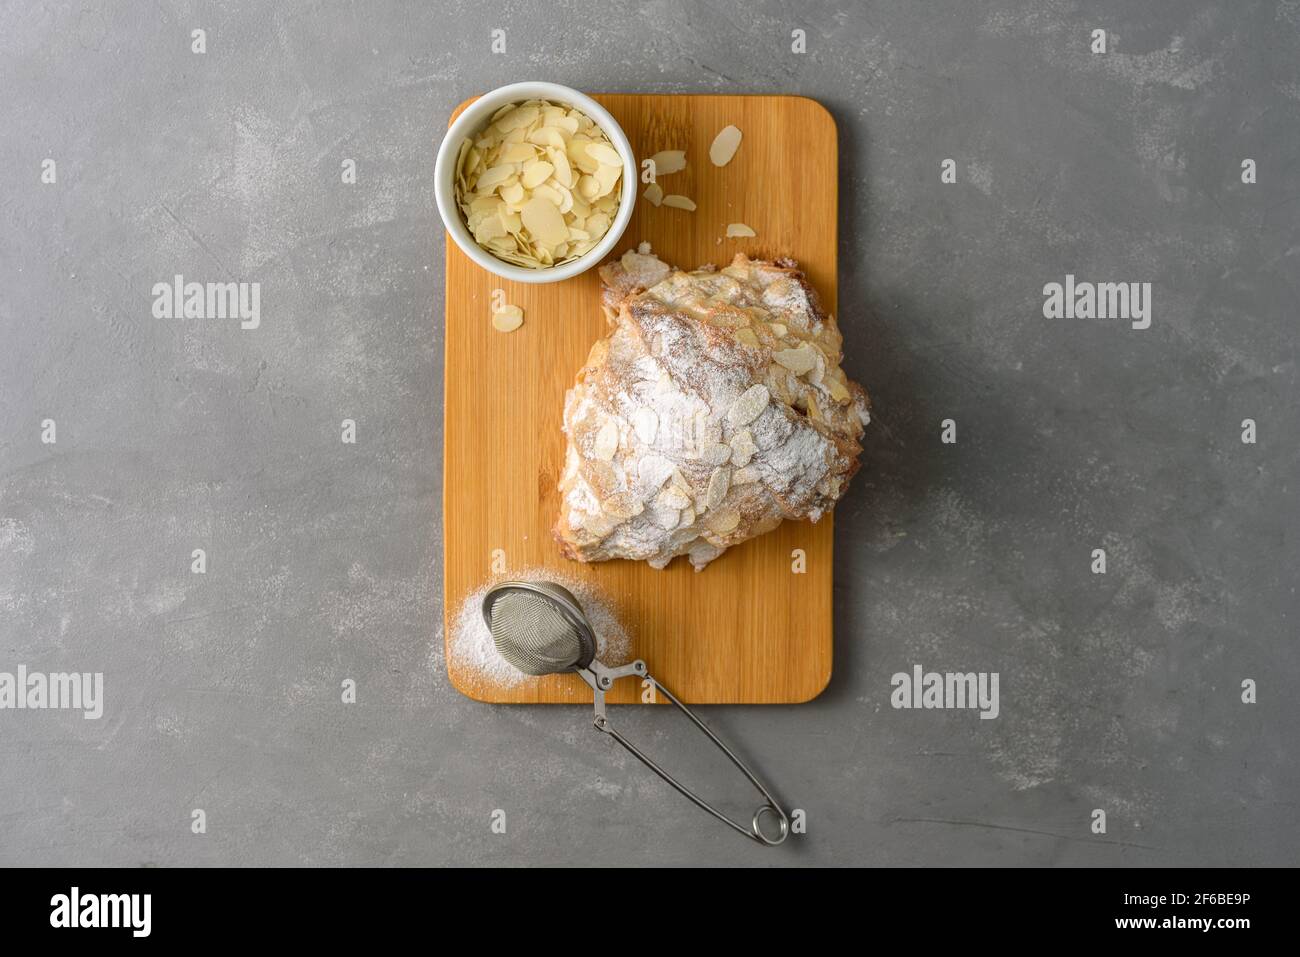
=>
[649,150,687,175]
[491,305,524,333]
[709,125,742,166]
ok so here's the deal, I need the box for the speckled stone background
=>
[2,0,1297,866]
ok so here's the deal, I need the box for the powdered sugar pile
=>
[447,569,632,689]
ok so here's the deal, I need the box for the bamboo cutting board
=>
[443,94,838,704]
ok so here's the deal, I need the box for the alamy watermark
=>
[0,666,103,719]
[891,664,999,719]
[152,274,260,329]
[50,887,150,937]
[1043,274,1150,329]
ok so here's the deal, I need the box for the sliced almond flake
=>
[706,508,741,534]
[658,486,691,510]
[500,182,525,205]
[526,126,567,149]
[727,384,770,428]
[520,160,554,189]
[532,183,564,207]
[473,214,508,244]
[768,322,787,338]
[661,195,696,211]
[709,125,742,166]
[520,196,568,247]
[593,419,619,460]
[651,503,682,529]
[546,113,580,134]
[549,150,574,187]
[828,376,851,403]
[602,492,642,519]
[494,105,538,132]
[491,305,524,333]
[732,466,760,485]
[706,467,731,509]
[586,142,623,167]
[773,343,818,375]
[455,138,472,178]
[642,183,664,206]
[734,327,759,348]
[568,137,600,173]
[725,222,756,238]
[702,442,732,466]
[638,453,674,489]
[499,142,539,163]
[649,150,686,175]
[476,165,516,190]
[729,429,758,467]
[593,163,622,198]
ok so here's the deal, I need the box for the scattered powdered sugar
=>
[447,568,632,689]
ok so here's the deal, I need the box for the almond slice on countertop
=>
[709,125,742,166]
[648,150,686,175]
[662,194,696,211]
[725,222,756,238]
[491,305,524,333]
[642,182,664,206]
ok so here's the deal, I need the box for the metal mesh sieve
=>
[479,578,789,846]
[482,581,597,676]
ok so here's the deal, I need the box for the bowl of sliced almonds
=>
[435,81,637,284]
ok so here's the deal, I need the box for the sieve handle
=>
[584,661,790,847]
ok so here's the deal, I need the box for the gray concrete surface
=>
[2,0,1298,866]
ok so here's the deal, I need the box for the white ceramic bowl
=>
[434,81,636,284]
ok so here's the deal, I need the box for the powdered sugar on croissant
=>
[554,247,870,570]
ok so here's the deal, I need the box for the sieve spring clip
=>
[578,660,790,847]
